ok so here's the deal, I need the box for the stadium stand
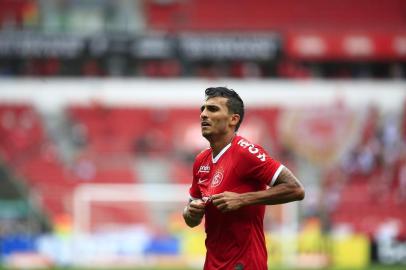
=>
[1,1,406,78]
[146,0,406,31]
[2,99,406,238]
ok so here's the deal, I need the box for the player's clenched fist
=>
[183,199,205,227]
[212,192,244,212]
[188,199,205,218]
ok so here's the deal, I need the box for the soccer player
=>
[182,87,305,270]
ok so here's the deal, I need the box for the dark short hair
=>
[205,87,244,131]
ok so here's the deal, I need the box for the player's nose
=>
[200,108,208,119]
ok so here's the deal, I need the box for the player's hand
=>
[212,192,244,213]
[186,199,205,220]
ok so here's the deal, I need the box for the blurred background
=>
[1,0,406,269]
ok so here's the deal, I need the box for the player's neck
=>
[210,132,236,157]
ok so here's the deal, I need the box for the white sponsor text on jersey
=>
[198,165,210,173]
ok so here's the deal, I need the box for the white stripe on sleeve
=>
[270,165,284,186]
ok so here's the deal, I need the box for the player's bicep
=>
[272,167,303,188]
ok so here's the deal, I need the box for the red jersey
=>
[189,135,283,270]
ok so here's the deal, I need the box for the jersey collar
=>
[212,135,236,164]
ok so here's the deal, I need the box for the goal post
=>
[72,183,190,233]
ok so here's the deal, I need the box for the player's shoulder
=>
[234,135,266,152]
[234,135,268,162]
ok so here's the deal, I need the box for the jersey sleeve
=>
[189,158,202,200]
[236,141,284,186]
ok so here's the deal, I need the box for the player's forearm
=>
[240,183,304,206]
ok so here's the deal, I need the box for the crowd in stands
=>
[321,104,406,237]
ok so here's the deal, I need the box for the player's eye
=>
[208,106,218,112]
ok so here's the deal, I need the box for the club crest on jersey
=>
[211,170,224,187]
[198,165,210,173]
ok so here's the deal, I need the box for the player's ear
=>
[230,114,240,127]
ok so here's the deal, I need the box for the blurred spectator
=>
[72,158,96,181]
[70,122,87,148]
[395,147,406,204]
[379,113,402,167]
[360,105,379,145]
[319,166,346,232]
[368,156,393,203]
[321,167,346,213]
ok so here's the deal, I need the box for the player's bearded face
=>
[200,97,233,138]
